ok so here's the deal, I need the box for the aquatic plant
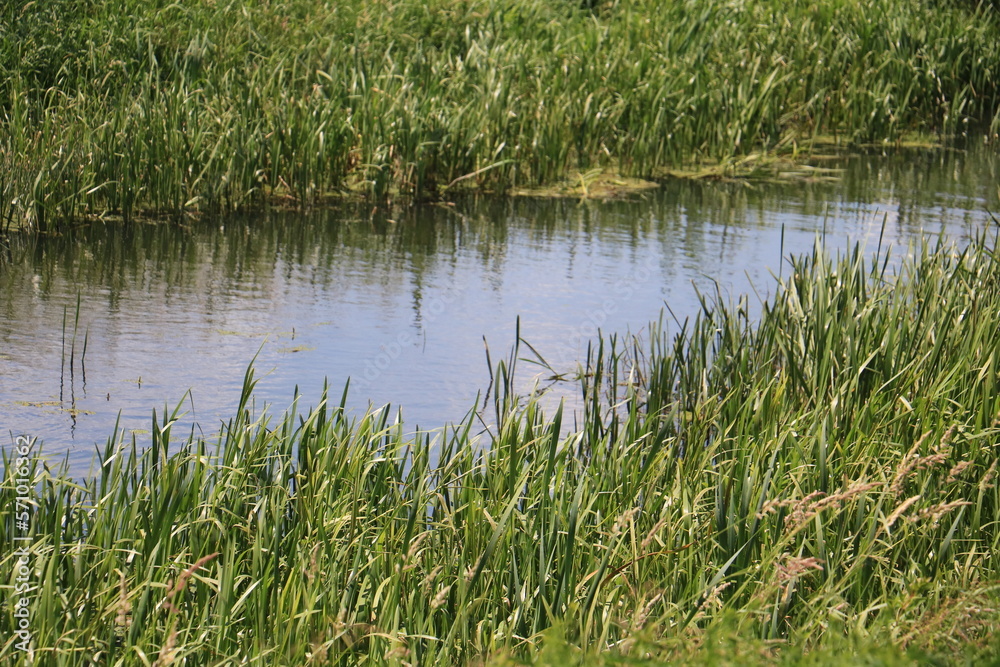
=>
[2,227,999,664]
[1,0,999,228]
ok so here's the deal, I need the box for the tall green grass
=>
[2,0,1000,229]
[2,228,1000,665]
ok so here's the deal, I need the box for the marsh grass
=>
[2,0,1000,228]
[2,228,1000,665]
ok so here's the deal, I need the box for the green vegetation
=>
[3,228,999,664]
[2,0,1000,229]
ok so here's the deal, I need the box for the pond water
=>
[1,143,997,475]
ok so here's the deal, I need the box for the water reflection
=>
[0,143,996,474]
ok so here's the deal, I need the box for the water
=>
[1,143,997,475]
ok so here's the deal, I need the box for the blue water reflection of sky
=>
[1,144,996,474]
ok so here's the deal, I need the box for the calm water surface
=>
[1,144,997,474]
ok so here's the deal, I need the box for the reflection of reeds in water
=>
[59,293,88,426]
[2,230,999,663]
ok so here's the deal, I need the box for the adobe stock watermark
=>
[8,435,37,657]
[357,283,467,389]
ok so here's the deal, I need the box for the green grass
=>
[2,227,1000,665]
[2,0,1000,229]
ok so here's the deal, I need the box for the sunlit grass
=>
[2,0,1000,229]
[2,228,999,664]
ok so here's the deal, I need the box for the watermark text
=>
[9,435,36,655]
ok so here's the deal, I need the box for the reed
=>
[2,228,999,665]
[2,0,1000,228]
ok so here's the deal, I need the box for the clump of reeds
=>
[2,0,1000,229]
[1,228,999,664]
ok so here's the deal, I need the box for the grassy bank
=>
[2,0,1000,229]
[2,228,999,665]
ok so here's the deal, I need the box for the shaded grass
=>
[3,227,1000,664]
[2,0,1000,229]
